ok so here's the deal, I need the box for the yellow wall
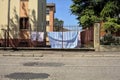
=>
[0,0,8,39]
[0,0,20,39]
[46,15,50,31]
[46,15,50,21]
[29,0,38,32]
[9,0,20,39]
[0,0,46,39]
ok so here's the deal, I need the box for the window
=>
[20,17,29,29]
[46,21,49,26]
[46,8,50,15]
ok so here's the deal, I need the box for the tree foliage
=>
[79,9,100,28]
[70,0,120,30]
[54,18,64,31]
[100,1,120,18]
[103,18,120,32]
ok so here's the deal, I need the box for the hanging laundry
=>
[38,32,44,42]
[31,32,44,42]
[78,31,81,47]
[48,31,78,48]
[31,32,36,41]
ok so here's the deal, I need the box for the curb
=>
[0,47,95,51]
[1,53,120,57]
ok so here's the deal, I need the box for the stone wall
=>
[100,45,120,51]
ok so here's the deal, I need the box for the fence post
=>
[94,22,100,51]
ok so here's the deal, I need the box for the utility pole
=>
[7,0,11,47]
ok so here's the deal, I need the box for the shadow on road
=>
[23,62,65,67]
[5,72,50,79]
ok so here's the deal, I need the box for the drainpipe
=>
[7,0,11,47]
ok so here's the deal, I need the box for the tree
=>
[103,18,120,33]
[70,0,120,29]
[70,0,102,28]
[100,1,120,33]
[100,1,120,18]
[79,9,100,28]
[54,18,64,31]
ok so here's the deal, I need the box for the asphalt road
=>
[0,51,120,80]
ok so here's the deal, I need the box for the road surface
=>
[0,51,120,80]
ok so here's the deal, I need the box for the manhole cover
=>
[5,72,50,79]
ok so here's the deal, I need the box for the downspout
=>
[7,0,11,47]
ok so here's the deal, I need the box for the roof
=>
[63,26,82,31]
[47,3,56,13]
[47,3,55,7]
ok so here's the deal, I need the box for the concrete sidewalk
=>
[0,50,120,57]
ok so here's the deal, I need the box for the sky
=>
[47,0,78,26]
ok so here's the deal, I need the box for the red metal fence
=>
[81,27,94,47]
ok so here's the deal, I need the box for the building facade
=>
[46,3,55,32]
[0,0,46,47]
[46,3,55,45]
